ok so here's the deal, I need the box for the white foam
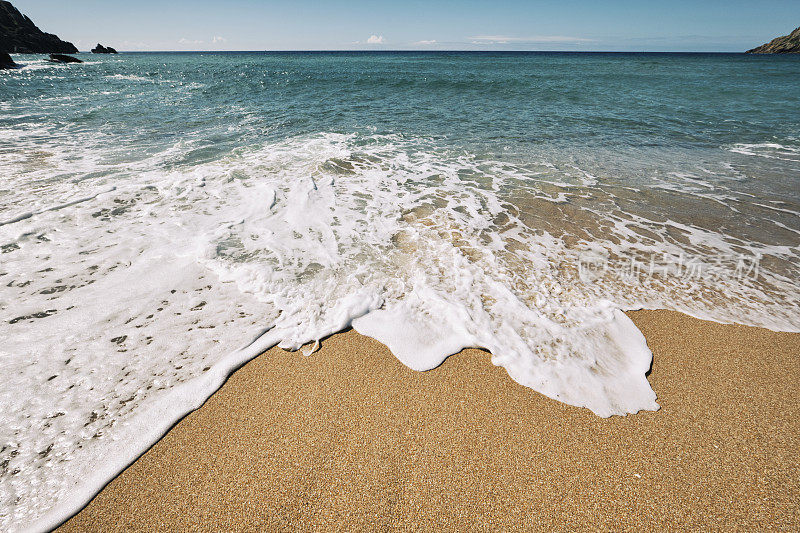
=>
[1,132,799,531]
[353,302,476,371]
[728,142,800,162]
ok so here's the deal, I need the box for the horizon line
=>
[48,49,754,54]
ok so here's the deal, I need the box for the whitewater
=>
[1,52,799,530]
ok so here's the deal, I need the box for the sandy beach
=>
[57,309,799,531]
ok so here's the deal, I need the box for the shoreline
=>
[57,309,799,530]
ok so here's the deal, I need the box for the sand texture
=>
[60,310,800,531]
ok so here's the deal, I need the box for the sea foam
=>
[1,127,799,530]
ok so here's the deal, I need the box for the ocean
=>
[1,51,799,529]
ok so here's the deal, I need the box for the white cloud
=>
[414,39,437,45]
[366,34,385,44]
[178,38,204,45]
[468,35,594,44]
[212,36,227,44]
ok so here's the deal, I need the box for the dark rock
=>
[48,53,82,63]
[0,1,78,54]
[0,50,15,68]
[91,43,118,54]
[747,26,800,54]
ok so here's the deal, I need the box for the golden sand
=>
[60,310,799,530]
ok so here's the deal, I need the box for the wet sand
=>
[60,310,800,531]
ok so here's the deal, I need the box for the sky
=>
[11,0,800,52]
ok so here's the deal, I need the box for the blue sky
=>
[12,0,800,52]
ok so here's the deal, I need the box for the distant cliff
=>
[0,0,78,53]
[746,26,800,54]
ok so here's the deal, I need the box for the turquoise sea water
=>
[1,52,799,529]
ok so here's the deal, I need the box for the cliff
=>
[0,0,78,53]
[746,26,800,54]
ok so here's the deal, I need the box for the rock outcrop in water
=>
[0,50,15,68]
[0,1,78,54]
[48,53,82,63]
[746,26,800,54]
[91,43,117,54]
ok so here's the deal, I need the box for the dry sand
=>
[60,310,799,531]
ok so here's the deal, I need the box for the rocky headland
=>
[0,0,78,53]
[746,26,800,54]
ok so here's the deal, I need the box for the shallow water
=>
[1,51,799,529]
